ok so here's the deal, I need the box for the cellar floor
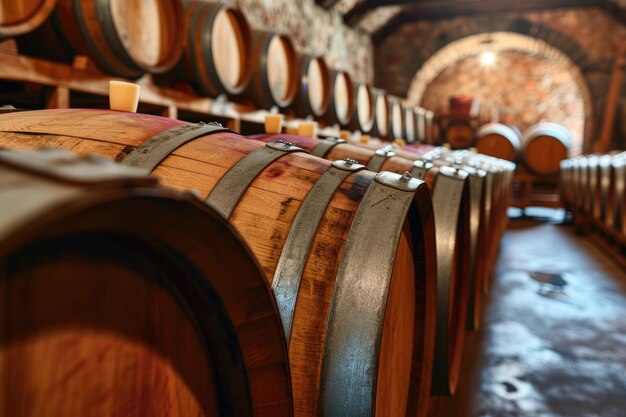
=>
[448,208,626,417]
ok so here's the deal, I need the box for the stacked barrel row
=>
[561,152,626,251]
[1,0,434,141]
[0,107,514,416]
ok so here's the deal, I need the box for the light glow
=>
[480,51,496,66]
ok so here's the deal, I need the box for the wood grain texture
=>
[0,109,438,417]
[0,150,293,417]
[0,0,55,38]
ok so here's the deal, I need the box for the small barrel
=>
[0,0,56,38]
[251,133,474,396]
[349,81,374,133]
[181,1,252,97]
[325,70,354,127]
[247,30,298,109]
[52,0,184,79]
[476,122,522,162]
[404,105,417,143]
[522,122,572,176]
[0,109,439,417]
[388,96,404,140]
[445,120,475,149]
[293,55,331,117]
[371,89,390,139]
[0,147,292,416]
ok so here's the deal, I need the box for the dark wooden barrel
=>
[251,133,474,396]
[48,0,185,79]
[444,120,475,149]
[324,69,354,127]
[388,96,404,140]
[348,81,374,133]
[0,0,55,38]
[476,122,522,162]
[371,89,390,139]
[293,55,330,117]
[404,105,417,143]
[180,1,251,97]
[247,30,298,109]
[522,122,571,176]
[0,109,438,417]
[0,147,292,416]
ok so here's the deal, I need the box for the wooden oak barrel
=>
[611,154,626,236]
[0,147,292,417]
[293,55,330,117]
[444,121,475,149]
[0,109,438,417]
[388,96,404,140]
[49,0,184,79]
[476,122,521,162]
[522,122,571,177]
[181,1,252,97]
[348,81,374,133]
[324,70,354,127]
[404,105,417,143]
[598,155,617,229]
[416,108,426,143]
[247,30,298,109]
[251,133,474,396]
[371,89,390,139]
[0,0,56,38]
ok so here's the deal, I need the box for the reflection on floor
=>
[449,208,626,417]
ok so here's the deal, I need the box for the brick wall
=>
[374,7,626,148]
[229,0,373,82]
[421,50,585,153]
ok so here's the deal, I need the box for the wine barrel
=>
[476,122,522,162]
[0,109,438,417]
[251,133,474,396]
[293,55,330,117]
[0,147,292,416]
[248,30,298,109]
[416,108,426,143]
[404,105,417,143]
[181,1,251,97]
[371,89,390,139]
[325,70,354,127]
[0,0,56,38]
[424,111,436,144]
[522,122,572,176]
[612,154,626,235]
[388,96,404,140]
[348,81,374,133]
[599,154,617,229]
[48,0,184,79]
[445,120,475,149]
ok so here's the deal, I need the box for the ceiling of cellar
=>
[317,0,626,39]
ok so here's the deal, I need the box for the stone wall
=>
[421,51,585,153]
[228,0,373,82]
[374,7,626,147]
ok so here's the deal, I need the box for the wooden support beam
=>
[595,44,626,153]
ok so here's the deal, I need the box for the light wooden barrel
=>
[389,96,404,140]
[247,30,298,109]
[49,0,184,79]
[0,147,292,417]
[348,81,374,133]
[324,70,354,127]
[404,105,417,143]
[476,122,521,162]
[181,1,251,97]
[251,133,474,396]
[0,0,56,38]
[0,109,438,417]
[371,89,391,139]
[445,121,475,149]
[522,122,571,176]
[293,55,330,117]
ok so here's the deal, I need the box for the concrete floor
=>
[449,209,626,417]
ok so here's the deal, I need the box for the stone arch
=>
[400,17,595,147]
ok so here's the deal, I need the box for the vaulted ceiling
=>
[316,0,626,41]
